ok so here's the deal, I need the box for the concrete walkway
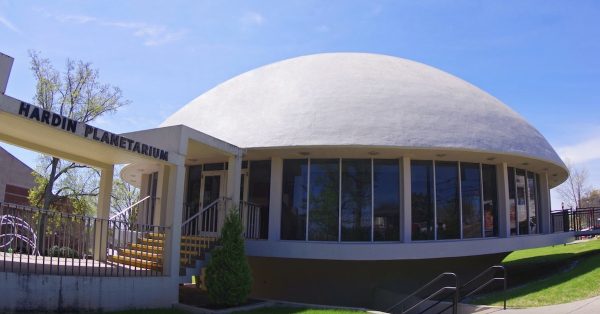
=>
[461,295,600,314]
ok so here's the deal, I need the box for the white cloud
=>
[558,135,600,164]
[50,13,184,46]
[0,15,20,33]
[240,11,265,26]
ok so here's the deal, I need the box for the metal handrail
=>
[387,272,459,314]
[182,197,226,226]
[460,265,507,310]
[109,195,151,221]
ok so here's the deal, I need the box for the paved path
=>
[461,295,600,314]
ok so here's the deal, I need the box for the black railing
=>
[387,272,459,314]
[459,265,507,310]
[0,202,168,276]
[551,207,600,235]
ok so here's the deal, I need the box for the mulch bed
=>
[178,285,265,310]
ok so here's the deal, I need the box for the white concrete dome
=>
[162,53,565,170]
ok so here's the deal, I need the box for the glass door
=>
[200,171,227,233]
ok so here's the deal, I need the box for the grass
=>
[239,307,363,314]
[472,238,600,307]
[107,307,362,314]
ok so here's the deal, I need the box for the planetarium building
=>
[118,53,570,306]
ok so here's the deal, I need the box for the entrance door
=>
[199,171,227,233]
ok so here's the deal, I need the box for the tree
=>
[556,161,590,209]
[111,165,140,221]
[205,207,252,306]
[27,51,128,248]
[581,189,600,208]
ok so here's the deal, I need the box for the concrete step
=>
[119,248,162,260]
[129,243,163,253]
[108,255,161,270]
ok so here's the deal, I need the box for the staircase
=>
[107,232,218,274]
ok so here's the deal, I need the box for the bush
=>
[48,245,81,258]
[205,207,252,306]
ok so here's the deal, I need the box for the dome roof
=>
[162,53,565,167]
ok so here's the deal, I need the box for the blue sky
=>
[0,1,599,209]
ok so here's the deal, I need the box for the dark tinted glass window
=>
[308,159,340,241]
[249,160,271,239]
[527,171,537,234]
[374,160,400,241]
[281,159,308,240]
[482,164,498,237]
[461,163,482,238]
[186,166,202,216]
[341,159,372,241]
[411,160,434,240]
[436,161,460,239]
[508,167,517,235]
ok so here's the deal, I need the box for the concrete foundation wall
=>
[248,253,508,309]
[0,272,177,312]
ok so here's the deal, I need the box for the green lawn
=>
[473,238,600,307]
[107,307,361,314]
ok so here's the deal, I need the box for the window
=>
[436,162,460,240]
[308,159,340,241]
[527,172,538,234]
[374,160,400,241]
[516,169,528,235]
[461,163,482,238]
[508,167,517,235]
[482,165,498,237]
[341,159,372,241]
[281,159,308,240]
[249,160,271,239]
[411,160,435,240]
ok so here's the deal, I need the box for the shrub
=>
[48,245,81,258]
[205,207,252,306]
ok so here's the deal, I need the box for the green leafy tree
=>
[205,207,252,306]
[27,51,128,249]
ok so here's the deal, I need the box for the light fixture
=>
[522,162,529,166]
[486,157,496,161]
[299,152,310,156]
[552,174,557,177]
[436,153,446,158]
[368,151,379,156]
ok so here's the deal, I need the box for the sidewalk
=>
[461,295,600,314]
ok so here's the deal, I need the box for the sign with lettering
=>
[16,101,169,162]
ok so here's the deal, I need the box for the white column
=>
[538,172,551,234]
[224,155,243,228]
[497,163,511,238]
[163,164,185,278]
[268,157,283,241]
[153,166,168,226]
[401,157,412,243]
[94,165,113,261]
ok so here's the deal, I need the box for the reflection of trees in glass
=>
[482,165,498,237]
[374,160,400,241]
[341,159,371,241]
[527,172,537,234]
[309,160,339,241]
[411,161,434,240]
[436,162,460,240]
[516,170,528,235]
[461,163,482,238]
[281,160,308,240]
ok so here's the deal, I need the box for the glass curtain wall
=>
[281,158,401,242]
[508,167,539,235]
[411,161,498,240]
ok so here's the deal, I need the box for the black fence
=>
[551,207,600,236]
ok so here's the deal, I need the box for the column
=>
[224,154,243,229]
[401,157,412,242]
[538,172,551,234]
[154,165,170,226]
[94,165,114,261]
[268,157,283,241]
[163,164,186,277]
[496,163,511,238]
